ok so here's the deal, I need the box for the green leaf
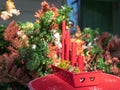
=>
[91,45,103,55]
[117,63,120,68]
[26,53,40,70]
[96,58,111,73]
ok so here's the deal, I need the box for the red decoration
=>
[78,56,84,71]
[52,65,100,87]
[65,30,70,60]
[28,66,120,90]
[62,21,66,60]
[71,42,77,66]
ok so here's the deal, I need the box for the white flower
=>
[54,32,60,39]
[17,31,22,36]
[54,39,62,48]
[30,36,33,38]
[22,35,27,39]
[58,43,62,48]
[88,42,92,46]
[32,44,36,49]
[0,11,11,20]
[9,9,20,16]
[69,66,75,72]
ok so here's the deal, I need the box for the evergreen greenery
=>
[0,25,9,55]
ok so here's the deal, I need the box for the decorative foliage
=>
[1,0,120,89]
[35,1,72,33]
[0,25,9,54]
[16,1,72,76]
[74,27,120,75]
[96,57,111,73]
[0,1,72,88]
[0,21,31,87]
[58,60,80,74]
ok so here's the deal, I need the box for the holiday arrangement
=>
[0,0,120,89]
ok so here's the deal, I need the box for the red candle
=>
[62,21,66,60]
[78,56,84,71]
[65,30,70,60]
[71,42,77,66]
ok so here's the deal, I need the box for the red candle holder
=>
[52,65,101,88]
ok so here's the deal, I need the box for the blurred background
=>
[0,0,120,35]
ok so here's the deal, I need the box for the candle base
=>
[52,65,101,87]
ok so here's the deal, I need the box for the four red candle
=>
[71,42,77,66]
[61,20,84,69]
[65,30,70,60]
[78,56,84,71]
[62,21,66,60]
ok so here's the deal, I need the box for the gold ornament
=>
[6,0,16,10]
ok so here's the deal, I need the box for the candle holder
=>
[52,65,101,88]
